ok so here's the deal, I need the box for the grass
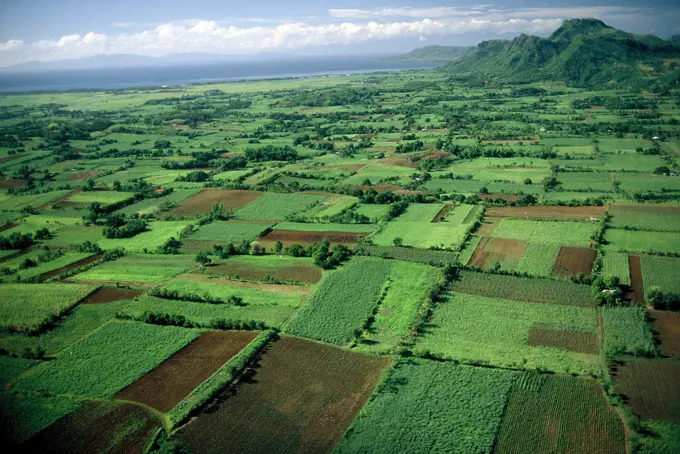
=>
[609,204,680,233]
[396,203,446,222]
[116,189,201,215]
[0,300,132,356]
[415,292,600,375]
[284,257,392,345]
[67,191,133,206]
[74,254,194,284]
[160,278,307,307]
[357,261,445,354]
[0,356,38,387]
[0,283,95,333]
[15,320,201,398]
[636,420,680,454]
[602,307,657,357]
[450,270,594,307]
[337,359,518,453]
[1,252,91,282]
[372,221,469,250]
[187,221,273,242]
[605,229,680,254]
[458,234,482,265]
[120,295,296,329]
[494,373,625,453]
[234,193,327,220]
[355,204,392,221]
[0,393,82,445]
[272,222,376,233]
[515,243,562,277]
[601,251,632,286]
[640,255,680,294]
[97,221,191,252]
[0,190,71,211]
[491,219,597,247]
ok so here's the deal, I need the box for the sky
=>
[0,0,679,67]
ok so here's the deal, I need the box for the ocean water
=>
[0,56,440,93]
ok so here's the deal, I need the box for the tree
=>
[274,240,283,254]
[159,237,182,254]
[195,251,212,266]
[393,237,403,247]
[523,178,532,185]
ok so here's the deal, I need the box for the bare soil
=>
[114,331,258,412]
[21,401,161,454]
[627,255,645,304]
[170,189,262,216]
[199,261,322,284]
[611,358,680,423]
[175,336,390,454]
[485,237,528,256]
[485,205,606,221]
[431,204,453,223]
[647,310,680,359]
[528,327,599,354]
[551,247,597,278]
[36,189,80,211]
[67,171,99,182]
[80,286,142,304]
[39,254,102,281]
[468,236,491,267]
[257,230,364,248]
[0,178,25,189]
[476,218,500,236]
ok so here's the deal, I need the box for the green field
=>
[97,221,191,252]
[640,255,680,294]
[337,359,518,453]
[415,292,600,375]
[234,193,327,220]
[605,229,680,254]
[73,254,194,283]
[272,222,376,233]
[284,257,392,345]
[0,284,95,333]
[491,219,597,247]
[15,321,201,398]
[187,221,273,242]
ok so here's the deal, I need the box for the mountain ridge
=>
[442,18,680,89]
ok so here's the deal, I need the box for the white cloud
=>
[0,40,23,52]
[0,17,569,66]
[329,7,487,19]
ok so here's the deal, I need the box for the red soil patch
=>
[552,246,597,278]
[170,189,262,216]
[257,230,364,248]
[381,154,421,168]
[611,358,680,423]
[0,154,24,164]
[528,327,598,354]
[628,255,645,304]
[476,218,500,236]
[21,401,161,454]
[39,254,102,280]
[79,286,142,304]
[386,138,402,143]
[0,222,18,233]
[200,261,323,284]
[648,310,680,359]
[114,331,257,412]
[372,146,396,152]
[468,236,491,267]
[431,204,453,223]
[485,205,606,221]
[176,336,390,454]
[36,189,80,211]
[0,178,25,189]
[220,152,246,158]
[485,237,528,256]
[478,193,521,201]
[68,279,155,288]
[67,170,99,182]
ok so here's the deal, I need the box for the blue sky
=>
[0,0,678,67]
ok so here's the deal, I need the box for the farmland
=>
[175,336,390,453]
[1,28,680,452]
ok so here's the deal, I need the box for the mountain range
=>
[440,18,680,89]
[384,46,475,62]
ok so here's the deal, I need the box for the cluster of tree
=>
[276,238,352,269]
[0,231,47,250]
[395,140,425,153]
[102,215,147,239]
[647,287,680,311]
[283,87,377,107]
[244,145,298,162]
[591,277,627,306]
[148,287,242,305]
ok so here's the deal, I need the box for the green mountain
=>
[385,45,475,62]
[442,18,680,89]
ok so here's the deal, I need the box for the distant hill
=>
[442,18,680,89]
[385,45,475,62]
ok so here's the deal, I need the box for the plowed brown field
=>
[528,327,599,354]
[176,336,390,454]
[80,286,143,304]
[485,205,606,221]
[648,310,680,358]
[170,189,262,216]
[257,230,364,247]
[114,331,257,412]
[552,246,597,278]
